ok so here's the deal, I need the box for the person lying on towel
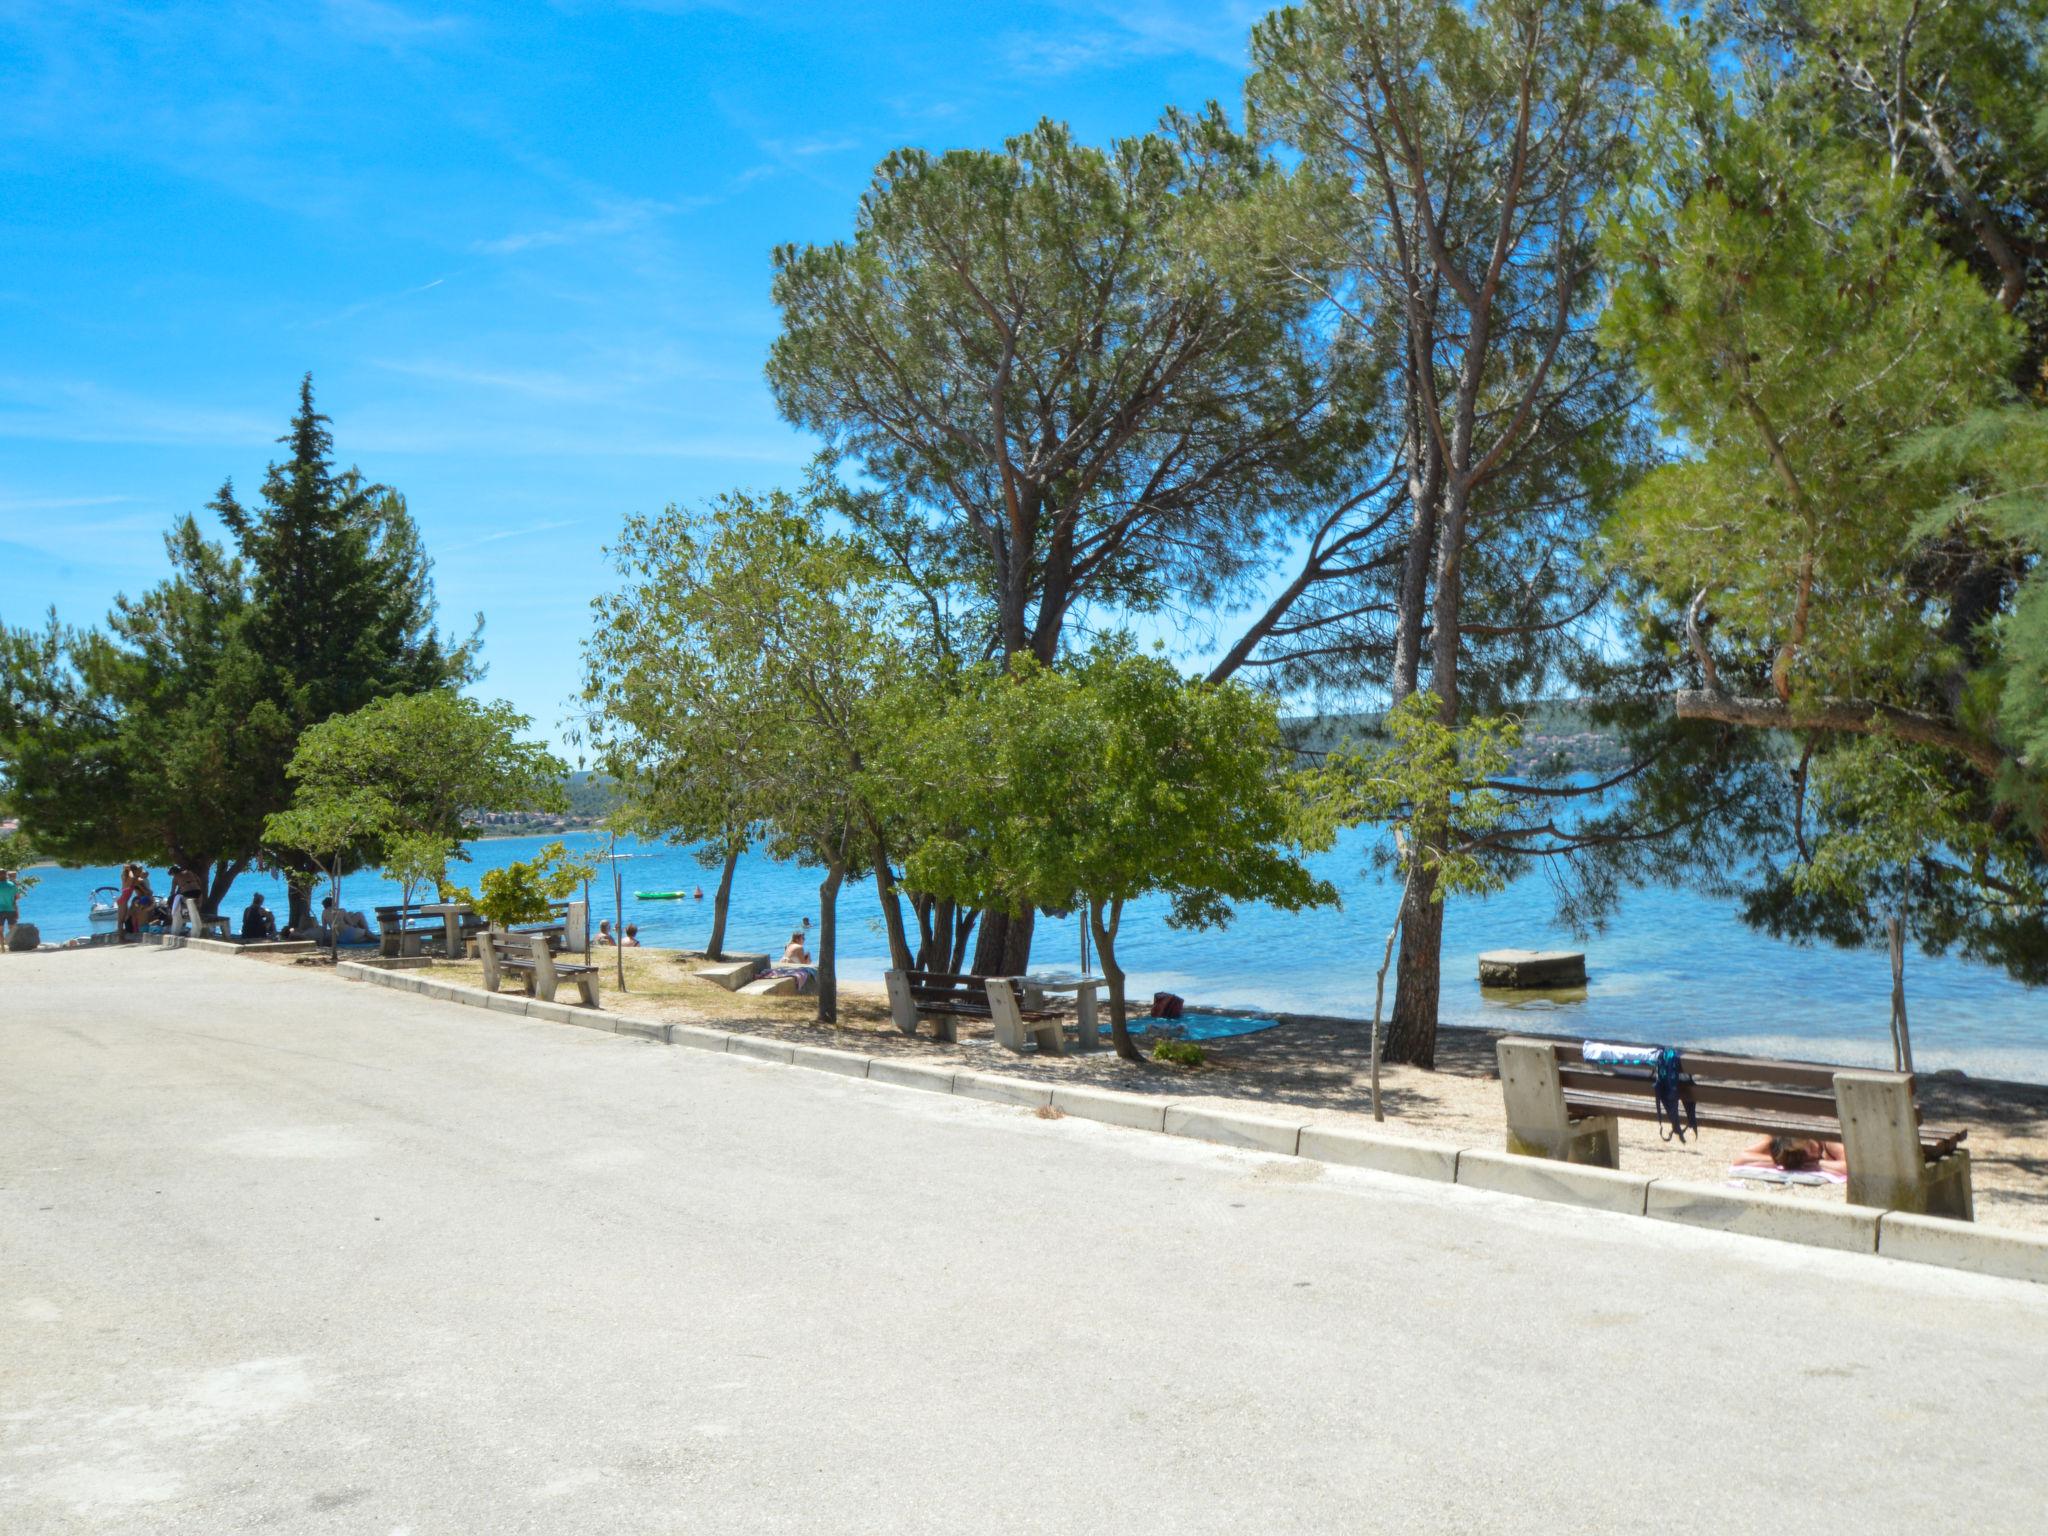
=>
[1734,1134,1847,1178]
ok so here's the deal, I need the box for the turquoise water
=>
[18,828,2048,1081]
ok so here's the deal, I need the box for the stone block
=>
[1162,1105,1305,1157]
[666,1024,732,1053]
[1646,1178,1877,1253]
[1050,1085,1170,1132]
[1456,1149,1650,1215]
[866,1058,958,1094]
[728,1035,795,1065]
[1879,1212,2048,1285]
[953,1073,1053,1109]
[694,957,766,991]
[738,973,801,998]
[1477,948,1586,987]
[788,1044,872,1078]
[1298,1124,1459,1183]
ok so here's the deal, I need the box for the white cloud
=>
[1004,1,1261,78]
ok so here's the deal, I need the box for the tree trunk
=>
[870,832,915,972]
[204,858,244,919]
[949,907,978,974]
[1381,861,1443,1068]
[970,905,1035,978]
[286,871,315,935]
[815,862,844,1025]
[1090,897,1143,1064]
[705,847,738,958]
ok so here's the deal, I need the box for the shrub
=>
[1152,1038,1205,1067]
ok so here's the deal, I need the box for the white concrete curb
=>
[1647,1178,1878,1254]
[320,957,2048,1287]
[1457,1149,1651,1215]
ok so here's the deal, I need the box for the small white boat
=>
[88,886,121,927]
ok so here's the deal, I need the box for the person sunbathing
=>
[781,931,811,965]
[1735,1134,1847,1178]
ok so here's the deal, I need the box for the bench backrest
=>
[902,970,992,1011]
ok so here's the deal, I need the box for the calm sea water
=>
[17,829,2048,1082]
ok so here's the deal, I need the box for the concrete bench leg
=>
[1837,1070,1973,1219]
[1497,1036,1621,1167]
[574,974,600,1008]
[988,980,1027,1053]
[884,970,920,1035]
[480,938,502,993]
[924,1013,958,1045]
[527,936,559,1003]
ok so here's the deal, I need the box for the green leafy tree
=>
[381,832,459,912]
[1603,17,2048,976]
[263,790,386,955]
[214,377,477,926]
[284,691,567,857]
[1,519,295,912]
[585,490,927,1022]
[905,647,1338,1062]
[1302,694,1518,1116]
[767,114,1335,975]
[1,379,473,924]
[443,841,596,930]
[1241,0,1688,1066]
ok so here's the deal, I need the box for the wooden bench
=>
[479,930,601,1008]
[1497,1035,1973,1218]
[883,969,1063,1052]
[374,904,446,958]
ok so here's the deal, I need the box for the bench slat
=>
[1557,1067,1842,1120]
[1563,1089,1964,1156]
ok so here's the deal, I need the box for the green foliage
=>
[285,690,566,850]
[381,831,459,910]
[902,644,1337,1058]
[1603,57,2017,705]
[0,378,471,910]
[0,831,39,895]
[766,115,1329,661]
[1302,693,1521,899]
[442,840,594,930]
[584,487,930,1017]
[1602,12,2048,975]
[1151,1038,1205,1067]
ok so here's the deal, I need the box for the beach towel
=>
[1728,1165,1846,1188]
[1582,1040,1659,1066]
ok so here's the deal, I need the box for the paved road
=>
[4,947,2046,1533]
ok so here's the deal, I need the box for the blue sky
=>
[0,0,1271,755]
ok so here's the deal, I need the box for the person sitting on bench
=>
[240,892,277,942]
[781,931,811,965]
[1735,1134,1847,1178]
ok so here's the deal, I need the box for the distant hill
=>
[1283,699,1634,776]
[472,771,620,836]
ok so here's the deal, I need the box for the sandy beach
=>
[354,943,2048,1233]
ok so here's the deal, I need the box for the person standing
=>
[0,868,19,944]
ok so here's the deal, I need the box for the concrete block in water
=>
[1477,948,1586,987]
